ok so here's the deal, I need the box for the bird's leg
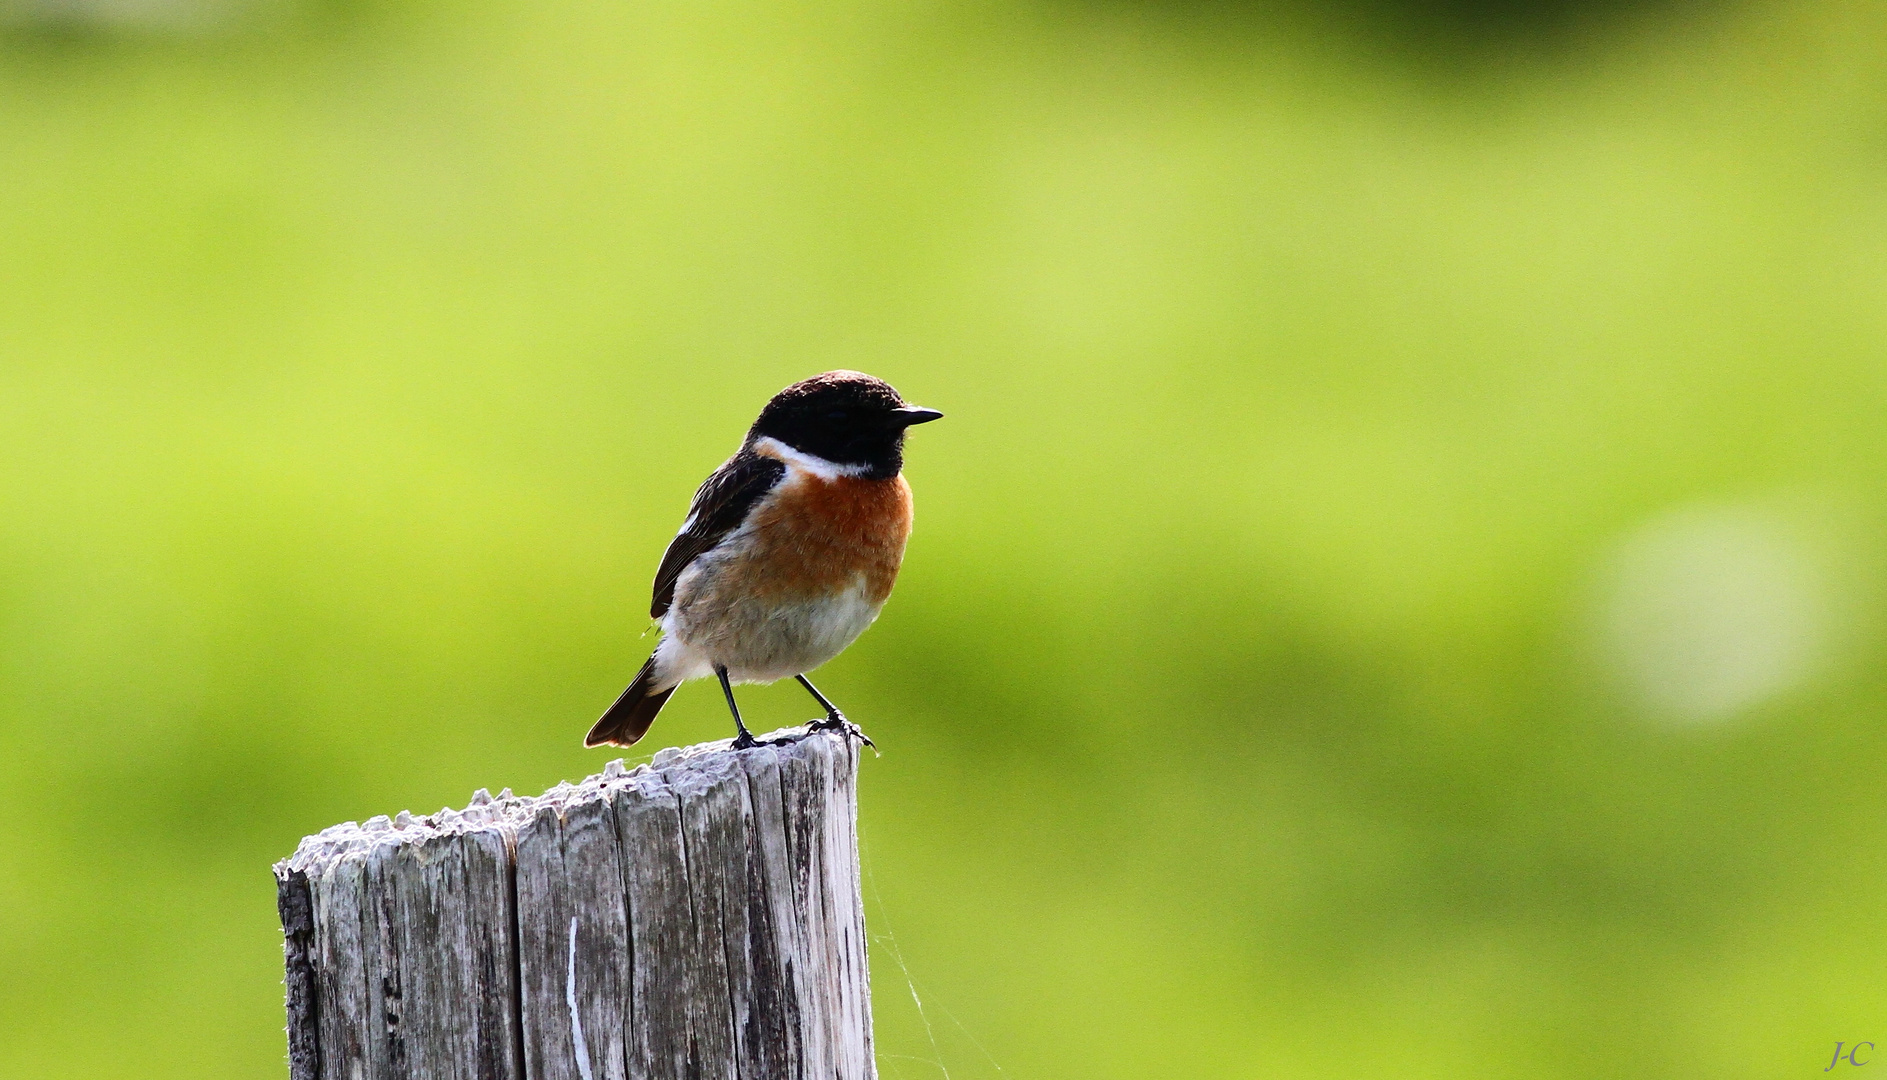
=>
[718,666,764,750]
[795,673,845,722]
[795,674,874,748]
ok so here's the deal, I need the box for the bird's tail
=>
[585,655,677,748]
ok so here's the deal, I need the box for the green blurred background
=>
[5,0,1887,1075]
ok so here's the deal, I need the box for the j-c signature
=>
[1829,1043,1875,1070]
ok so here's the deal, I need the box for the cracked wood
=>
[274,729,874,1080]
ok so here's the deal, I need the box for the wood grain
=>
[275,729,873,1080]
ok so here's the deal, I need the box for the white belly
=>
[656,576,884,686]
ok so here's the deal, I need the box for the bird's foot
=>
[730,729,786,751]
[806,713,875,749]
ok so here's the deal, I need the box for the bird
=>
[585,371,942,750]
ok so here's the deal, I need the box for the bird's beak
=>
[892,406,944,426]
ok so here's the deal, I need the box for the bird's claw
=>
[731,730,784,751]
[806,714,875,749]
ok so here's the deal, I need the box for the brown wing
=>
[650,450,787,618]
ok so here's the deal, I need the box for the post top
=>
[274,726,857,878]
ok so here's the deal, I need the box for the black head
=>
[747,371,942,478]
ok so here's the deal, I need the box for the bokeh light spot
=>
[1594,500,1833,725]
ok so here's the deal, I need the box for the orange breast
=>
[741,471,913,604]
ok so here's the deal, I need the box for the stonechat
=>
[585,371,942,749]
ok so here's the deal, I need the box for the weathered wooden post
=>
[274,728,873,1080]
